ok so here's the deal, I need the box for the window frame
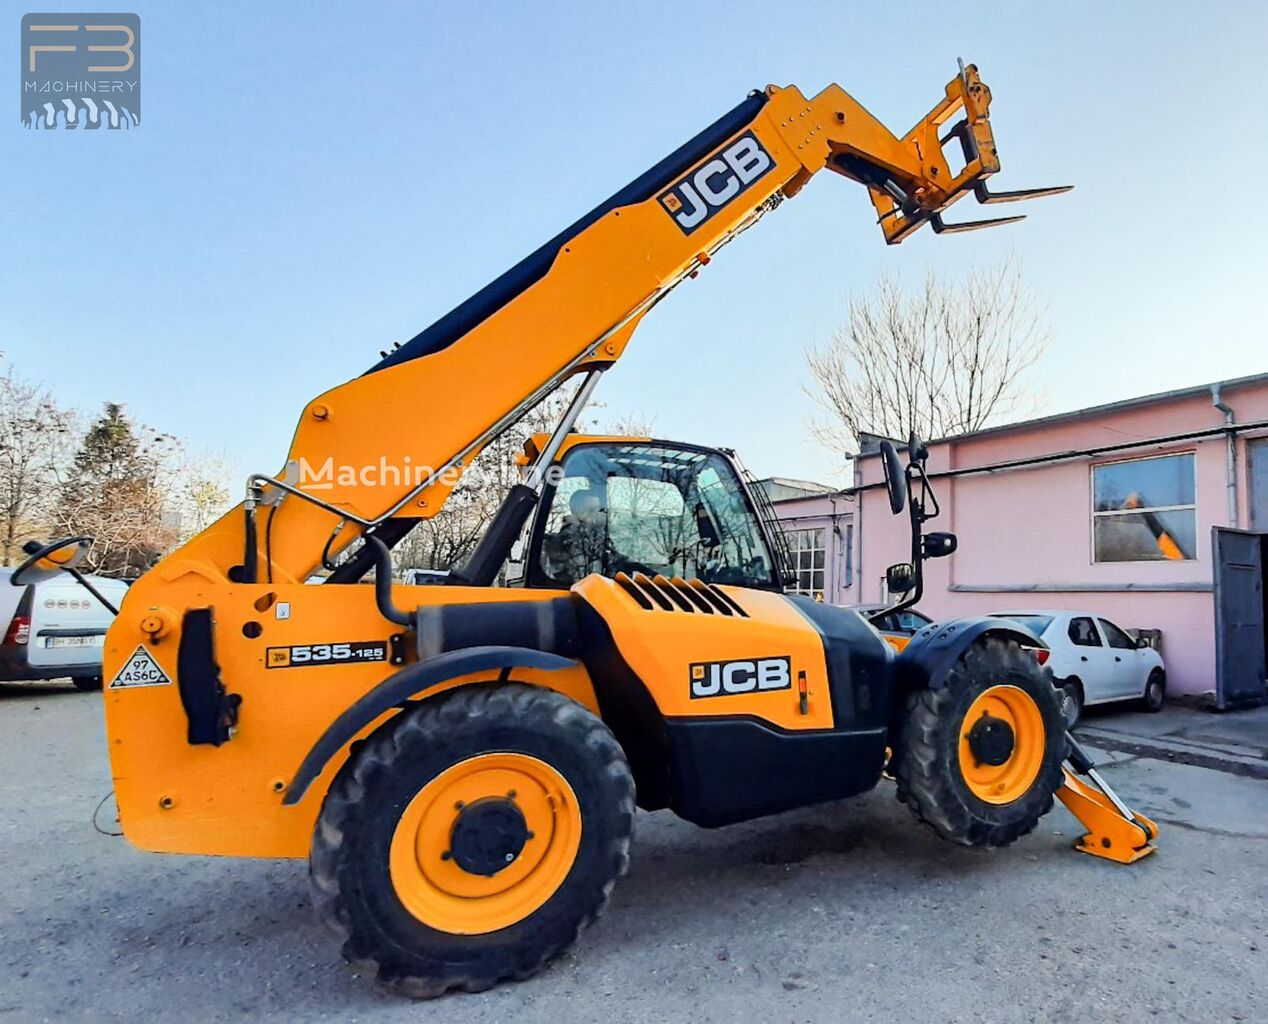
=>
[1089,451,1198,564]
[523,440,784,592]
[784,525,827,599]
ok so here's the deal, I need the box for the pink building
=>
[774,373,1268,707]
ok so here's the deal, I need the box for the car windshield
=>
[992,613,1054,635]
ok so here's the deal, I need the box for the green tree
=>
[56,403,176,577]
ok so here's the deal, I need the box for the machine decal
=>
[689,656,791,698]
[658,130,773,235]
[266,641,388,669]
[108,645,171,689]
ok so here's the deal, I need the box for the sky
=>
[4,1,1268,491]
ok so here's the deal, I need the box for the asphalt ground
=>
[2,680,1265,1023]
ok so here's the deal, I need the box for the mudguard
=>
[893,615,1044,706]
[283,645,577,805]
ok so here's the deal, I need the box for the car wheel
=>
[1141,670,1165,713]
[1058,678,1083,729]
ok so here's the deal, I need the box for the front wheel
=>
[1141,669,1166,712]
[893,637,1067,848]
[310,683,635,998]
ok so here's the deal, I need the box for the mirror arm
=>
[66,567,120,617]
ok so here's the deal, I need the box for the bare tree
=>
[167,452,233,541]
[805,258,1049,464]
[394,382,594,574]
[0,363,74,564]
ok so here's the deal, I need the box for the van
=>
[0,568,127,690]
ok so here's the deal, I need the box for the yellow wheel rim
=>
[388,752,582,935]
[957,685,1046,805]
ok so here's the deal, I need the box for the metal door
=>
[1212,527,1267,709]
[1251,439,1268,530]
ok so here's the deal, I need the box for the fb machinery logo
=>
[658,130,773,235]
[21,13,139,129]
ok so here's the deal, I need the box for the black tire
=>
[71,675,102,692]
[893,637,1067,849]
[310,683,635,998]
[1141,669,1166,712]
[1058,677,1084,729]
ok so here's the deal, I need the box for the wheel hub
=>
[448,797,529,877]
[966,713,1015,766]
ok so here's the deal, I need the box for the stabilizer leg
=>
[1058,736,1158,864]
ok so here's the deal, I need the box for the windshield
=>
[534,443,776,589]
[991,613,1055,636]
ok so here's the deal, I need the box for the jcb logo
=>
[659,130,773,235]
[690,656,791,699]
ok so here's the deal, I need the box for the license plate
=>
[45,635,103,649]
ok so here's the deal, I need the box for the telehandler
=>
[17,62,1157,998]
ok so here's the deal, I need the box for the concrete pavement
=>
[2,680,1266,1023]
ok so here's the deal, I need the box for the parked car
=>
[989,610,1165,727]
[0,567,127,690]
[849,604,934,652]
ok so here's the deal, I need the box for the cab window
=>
[533,443,776,590]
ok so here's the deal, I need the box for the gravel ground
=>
[2,680,1266,1023]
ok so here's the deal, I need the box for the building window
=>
[786,527,826,597]
[1092,453,1196,562]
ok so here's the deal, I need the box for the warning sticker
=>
[108,646,172,689]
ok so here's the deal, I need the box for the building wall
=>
[770,494,853,605]
[854,377,1268,698]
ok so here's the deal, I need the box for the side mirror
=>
[879,440,907,516]
[1135,636,1150,649]
[922,531,958,559]
[885,562,917,594]
[10,536,94,586]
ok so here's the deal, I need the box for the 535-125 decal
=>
[266,641,388,669]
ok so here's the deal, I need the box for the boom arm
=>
[170,62,1067,587]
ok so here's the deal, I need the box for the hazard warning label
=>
[109,646,172,689]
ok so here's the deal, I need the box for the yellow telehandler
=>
[15,62,1155,998]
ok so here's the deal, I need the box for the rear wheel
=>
[71,675,102,691]
[1058,678,1084,729]
[893,637,1066,848]
[310,683,634,998]
[1141,669,1166,712]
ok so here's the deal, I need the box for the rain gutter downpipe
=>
[1211,384,1238,528]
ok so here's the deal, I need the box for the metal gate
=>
[1212,527,1267,709]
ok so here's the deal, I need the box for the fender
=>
[893,615,1044,699]
[283,645,578,805]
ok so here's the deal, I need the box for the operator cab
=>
[508,438,787,592]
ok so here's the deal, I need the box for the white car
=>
[989,610,1166,727]
[0,567,127,690]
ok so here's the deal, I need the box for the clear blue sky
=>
[5,1,1267,489]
